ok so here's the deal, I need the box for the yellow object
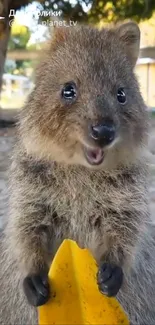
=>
[38,239,129,325]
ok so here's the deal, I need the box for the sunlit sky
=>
[15,2,47,44]
[15,1,91,45]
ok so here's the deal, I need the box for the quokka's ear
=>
[49,18,69,50]
[116,22,140,67]
[52,25,68,43]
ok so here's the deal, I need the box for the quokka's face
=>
[22,22,148,170]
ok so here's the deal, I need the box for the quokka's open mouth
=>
[83,146,104,165]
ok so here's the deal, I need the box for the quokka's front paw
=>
[23,271,50,306]
[97,263,123,297]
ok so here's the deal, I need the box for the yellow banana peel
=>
[38,239,129,325]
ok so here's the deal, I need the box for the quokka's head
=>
[20,22,149,170]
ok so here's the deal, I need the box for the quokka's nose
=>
[90,120,116,146]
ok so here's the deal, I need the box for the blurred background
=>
[0,0,155,227]
[0,0,155,112]
[0,0,155,114]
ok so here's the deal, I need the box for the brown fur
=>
[0,22,153,324]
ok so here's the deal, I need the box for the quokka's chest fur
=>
[18,157,147,259]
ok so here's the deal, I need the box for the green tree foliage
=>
[37,0,155,23]
[8,22,31,50]
[88,0,155,23]
[8,0,155,24]
[6,21,33,76]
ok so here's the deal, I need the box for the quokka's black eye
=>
[117,88,126,104]
[61,82,77,101]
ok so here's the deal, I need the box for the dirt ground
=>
[0,125,155,229]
